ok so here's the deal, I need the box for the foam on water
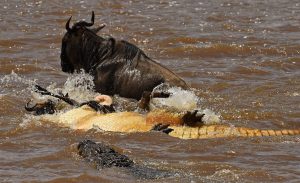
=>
[0,71,37,86]
[150,86,199,111]
[0,71,37,95]
[201,109,221,125]
[150,84,221,124]
[19,114,42,128]
[37,71,99,104]
[0,71,100,106]
[205,169,240,182]
[61,71,99,103]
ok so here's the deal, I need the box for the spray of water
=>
[0,71,37,95]
[61,70,99,103]
[150,83,221,124]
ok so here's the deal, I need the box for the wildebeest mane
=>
[80,27,145,72]
[80,29,110,72]
[121,40,142,60]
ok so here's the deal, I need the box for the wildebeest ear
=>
[91,24,106,33]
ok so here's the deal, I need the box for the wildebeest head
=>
[61,11,106,73]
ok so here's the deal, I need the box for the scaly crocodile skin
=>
[169,125,300,139]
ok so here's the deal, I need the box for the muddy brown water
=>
[1,0,300,182]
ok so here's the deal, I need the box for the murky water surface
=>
[1,0,300,182]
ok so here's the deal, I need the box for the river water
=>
[1,0,300,182]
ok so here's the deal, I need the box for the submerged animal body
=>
[61,12,188,100]
[43,105,300,139]
[77,140,171,179]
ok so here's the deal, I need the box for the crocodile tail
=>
[169,125,239,139]
[236,127,300,137]
[169,125,300,139]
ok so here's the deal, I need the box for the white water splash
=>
[0,71,37,95]
[0,71,98,104]
[205,169,240,182]
[200,108,221,125]
[150,84,221,124]
[31,71,99,104]
[150,84,199,111]
[0,71,37,86]
[19,114,42,128]
[61,71,99,103]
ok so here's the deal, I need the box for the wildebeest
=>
[61,11,189,100]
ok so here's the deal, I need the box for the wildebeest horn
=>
[80,11,95,27]
[66,16,72,32]
[25,100,37,111]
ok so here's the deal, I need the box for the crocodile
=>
[42,105,300,140]
[77,139,172,179]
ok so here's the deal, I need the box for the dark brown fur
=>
[61,12,189,100]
